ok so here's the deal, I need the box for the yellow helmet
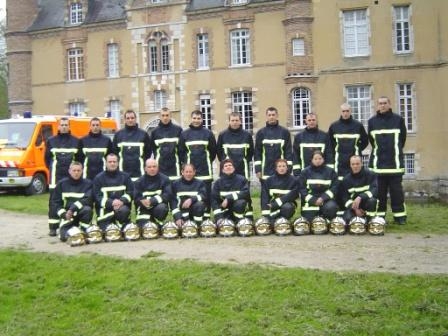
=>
[182,220,199,238]
[349,216,367,235]
[236,218,254,237]
[311,216,328,235]
[123,222,140,241]
[329,217,346,235]
[162,221,179,239]
[293,217,310,235]
[104,223,122,242]
[66,226,86,247]
[142,221,159,239]
[368,216,386,236]
[274,217,292,236]
[254,217,271,235]
[85,225,103,244]
[218,218,235,237]
[200,219,217,238]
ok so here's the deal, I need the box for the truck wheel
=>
[25,173,47,195]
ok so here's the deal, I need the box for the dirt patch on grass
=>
[1,209,447,275]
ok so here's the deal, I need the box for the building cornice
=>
[282,17,313,25]
[319,61,448,74]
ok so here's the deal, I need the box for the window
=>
[342,9,370,57]
[70,2,83,24]
[161,39,170,72]
[154,90,167,111]
[67,48,84,81]
[148,40,158,73]
[69,102,85,116]
[404,153,415,175]
[292,38,305,56]
[394,5,412,53]
[346,85,371,127]
[232,91,253,132]
[232,0,247,4]
[292,87,311,128]
[197,34,209,69]
[109,100,121,128]
[199,94,212,130]
[151,0,166,3]
[230,29,251,66]
[107,43,119,77]
[397,83,415,132]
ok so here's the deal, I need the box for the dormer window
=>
[232,0,248,5]
[70,2,83,25]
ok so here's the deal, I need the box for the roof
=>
[28,0,126,32]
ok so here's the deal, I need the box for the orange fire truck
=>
[0,114,117,195]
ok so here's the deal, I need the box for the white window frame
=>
[107,43,119,78]
[292,87,311,128]
[396,82,415,133]
[404,153,416,176]
[69,102,85,116]
[230,29,251,66]
[345,85,372,127]
[342,9,370,57]
[292,38,305,56]
[393,5,413,54]
[161,39,170,72]
[70,3,83,25]
[232,91,253,132]
[148,40,158,73]
[197,33,209,69]
[109,100,121,128]
[67,48,84,81]
[232,0,248,5]
[154,90,167,112]
[199,94,212,130]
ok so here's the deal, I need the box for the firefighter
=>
[254,107,293,181]
[112,109,151,181]
[179,110,216,218]
[49,161,93,242]
[211,159,251,223]
[79,117,114,180]
[368,96,407,224]
[92,153,134,231]
[45,117,81,236]
[150,107,182,180]
[134,158,172,228]
[293,113,332,176]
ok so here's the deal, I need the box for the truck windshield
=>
[0,122,36,148]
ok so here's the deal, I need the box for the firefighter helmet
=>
[182,220,199,238]
[218,218,235,237]
[142,221,159,239]
[349,216,367,235]
[368,216,386,236]
[104,223,122,242]
[311,216,328,235]
[274,217,292,236]
[123,222,140,241]
[329,217,346,235]
[85,225,103,244]
[254,217,271,235]
[162,221,179,239]
[200,219,217,238]
[236,218,254,237]
[293,217,310,235]
[66,226,86,247]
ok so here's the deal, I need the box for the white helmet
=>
[162,221,179,239]
[182,220,199,238]
[329,217,346,235]
[236,218,254,237]
[349,216,367,235]
[123,222,140,241]
[218,218,235,237]
[85,225,103,244]
[66,226,86,247]
[311,216,328,235]
[293,217,310,236]
[274,217,292,236]
[142,221,159,239]
[254,217,271,236]
[104,223,122,242]
[368,216,386,235]
[200,219,217,238]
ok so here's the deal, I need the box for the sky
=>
[0,0,5,21]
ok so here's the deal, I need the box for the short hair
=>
[106,153,118,160]
[228,112,242,120]
[311,150,324,160]
[349,154,362,163]
[90,117,101,124]
[275,158,288,167]
[340,103,351,110]
[220,158,234,170]
[266,106,278,114]
[59,117,69,125]
[191,110,202,118]
[160,107,170,113]
[378,96,391,103]
[181,163,196,172]
[124,109,136,118]
[70,161,83,169]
